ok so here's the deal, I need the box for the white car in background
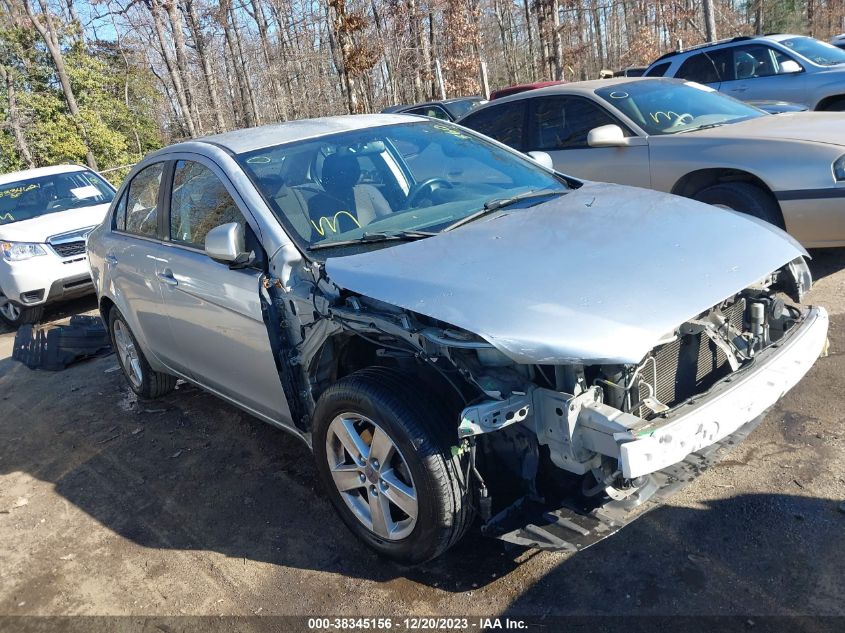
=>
[0,165,115,326]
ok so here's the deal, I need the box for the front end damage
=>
[266,248,828,552]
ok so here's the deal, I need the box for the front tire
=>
[0,296,44,326]
[693,182,783,228]
[107,307,177,399]
[313,368,472,564]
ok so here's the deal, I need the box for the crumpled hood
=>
[325,183,806,364]
[693,111,845,146]
[0,204,108,243]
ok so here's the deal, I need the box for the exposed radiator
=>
[637,299,746,417]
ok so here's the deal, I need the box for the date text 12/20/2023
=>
[306,617,528,630]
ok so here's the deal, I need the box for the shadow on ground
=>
[807,247,845,282]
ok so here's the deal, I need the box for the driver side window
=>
[531,97,621,150]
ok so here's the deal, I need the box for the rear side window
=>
[459,101,526,150]
[677,53,721,83]
[406,105,450,120]
[644,62,671,77]
[170,160,243,248]
[123,163,163,237]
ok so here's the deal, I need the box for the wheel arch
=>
[815,94,845,111]
[307,330,470,418]
[671,167,786,228]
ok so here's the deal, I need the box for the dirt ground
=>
[0,250,843,620]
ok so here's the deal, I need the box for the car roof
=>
[459,76,664,115]
[649,33,805,65]
[157,113,424,156]
[382,97,481,113]
[0,164,88,187]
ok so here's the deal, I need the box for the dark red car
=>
[489,80,567,100]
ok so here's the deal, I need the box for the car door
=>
[719,44,807,104]
[525,95,651,187]
[155,157,289,424]
[106,162,174,365]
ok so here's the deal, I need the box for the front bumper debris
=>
[482,412,766,552]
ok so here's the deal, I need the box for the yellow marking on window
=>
[649,111,681,123]
[311,210,360,236]
[0,213,14,222]
[0,184,37,200]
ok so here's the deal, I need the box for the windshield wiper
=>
[443,189,566,232]
[307,230,435,251]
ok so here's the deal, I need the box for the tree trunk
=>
[147,0,196,137]
[184,0,226,132]
[228,2,260,125]
[249,0,288,121]
[702,0,717,42]
[551,0,563,80]
[327,0,357,114]
[523,0,536,81]
[25,0,97,168]
[0,64,35,168]
[164,0,199,132]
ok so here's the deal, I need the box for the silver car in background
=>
[643,34,845,111]
[457,78,845,248]
[88,115,828,563]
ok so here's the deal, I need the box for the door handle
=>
[105,254,118,265]
[157,270,178,287]
[731,86,747,92]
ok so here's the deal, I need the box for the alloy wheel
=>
[0,297,20,322]
[113,319,143,388]
[325,413,418,541]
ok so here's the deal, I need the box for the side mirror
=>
[779,60,803,74]
[526,151,554,170]
[587,124,626,148]
[205,222,248,265]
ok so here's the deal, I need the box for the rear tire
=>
[313,367,472,564]
[693,182,783,228]
[819,97,845,112]
[0,296,44,326]
[107,307,177,399]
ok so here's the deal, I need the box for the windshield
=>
[0,169,114,226]
[780,36,845,66]
[238,121,568,252]
[594,79,764,135]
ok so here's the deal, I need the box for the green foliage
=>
[0,13,163,176]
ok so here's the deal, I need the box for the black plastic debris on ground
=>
[12,315,112,370]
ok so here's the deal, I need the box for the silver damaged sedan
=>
[87,115,829,563]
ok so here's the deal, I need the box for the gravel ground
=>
[0,251,843,619]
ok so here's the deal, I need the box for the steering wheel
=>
[407,177,453,208]
[47,197,75,210]
[668,113,695,129]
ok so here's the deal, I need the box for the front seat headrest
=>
[322,154,361,193]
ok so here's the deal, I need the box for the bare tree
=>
[24,0,97,168]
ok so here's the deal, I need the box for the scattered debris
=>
[793,479,805,489]
[59,554,74,561]
[12,315,111,371]
[170,450,183,459]
[131,427,144,435]
[98,433,121,445]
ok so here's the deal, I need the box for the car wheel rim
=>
[0,298,20,322]
[113,319,143,389]
[326,413,418,541]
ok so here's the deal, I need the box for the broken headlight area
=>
[454,282,826,551]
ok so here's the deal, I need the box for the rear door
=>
[106,162,174,365]
[525,95,651,187]
[156,156,289,424]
